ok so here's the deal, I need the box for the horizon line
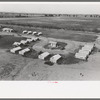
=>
[0,11,100,15]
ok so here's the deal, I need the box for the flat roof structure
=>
[38,52,50,60]
[50,54,61,63]
[27,31,32,34]
[20,40,27,45]
[2,28,13,32]
[13,42,21,46]
[22,30,27,34]
[19,48,30,55]
[10,46,22,53]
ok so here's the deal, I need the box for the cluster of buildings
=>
[38,52,62,63]
[75,44,95,60]
[1,28,43,37]
[13,37,39,47]
[7,27,96,64]
[10,36,39,55]
[9,29,61,64]
[22,30,43,36]
[2,28,13,32]
[10,45,62,64]
[10,46,31,56]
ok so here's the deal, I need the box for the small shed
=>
[2,28,13,32]
[19,48,30,55]
[82,44,95,52]
[22,30,27,34]
[13,42,21,46]
[31,37,39,41]
[75,52,88,60]
[84,44,94,49]
[50,54,61,63]
[10,46,22,53]
[20,40,27,45]
[37,32,43,36]
[81,47,92,53]
[49,41,57,48]
[78,50,90,55]
[32,31,37,35]
[38,52,50,60]
[26,38,33,43]
[27,31,32,34]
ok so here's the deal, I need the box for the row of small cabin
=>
[75,44,95,60]
[1,28,43,36]
[22,30,43,36]
[38,52,61,63]
[10,46,31,55]
[10,46,61,63]
[13,37,39,46]
[2,28,13,32]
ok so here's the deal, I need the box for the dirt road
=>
[15,52,100,80]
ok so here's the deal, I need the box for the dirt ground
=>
[0,42,100,80]
[14,52,100,81]
[0,31,100,80]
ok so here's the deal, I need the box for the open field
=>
[0,17,99,42]
[0,17,100,32]
[0,35,26,49]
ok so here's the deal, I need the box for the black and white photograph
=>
[0,2,100,81]
[0,2,100,98]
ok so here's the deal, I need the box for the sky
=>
[0,2,100,14]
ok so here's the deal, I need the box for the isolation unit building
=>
[75,43,95,60]
[2,28,13,32]
[78,49,90,54]
[38,52,50,60]
[19,48,30,55]
[80,48,92,53]
[32,31,37,35]
[49,41,57,48]
[13,42,21,46]
[22,30,27,34]
[26,38,33,43]
[81,44,95,53]
[20,40,27,45]
[31,37,39,41]
[10,46,22,53]
[37,32,43,36]
[27,31,32,34]
[75,53,88,60]
[50,54,61,63]
[84,44,95,49]
[83,45,94,50]
[75,50,89,60]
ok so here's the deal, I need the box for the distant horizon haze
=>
[0,2,100,14]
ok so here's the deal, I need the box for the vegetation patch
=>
[23,49,38,59]
[0,35,26,49]
[57,53,82,65]
[0,63,16,79]
[44,42,67,50]
[0,17,100,33]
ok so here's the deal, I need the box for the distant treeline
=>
[0,12,100,18]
